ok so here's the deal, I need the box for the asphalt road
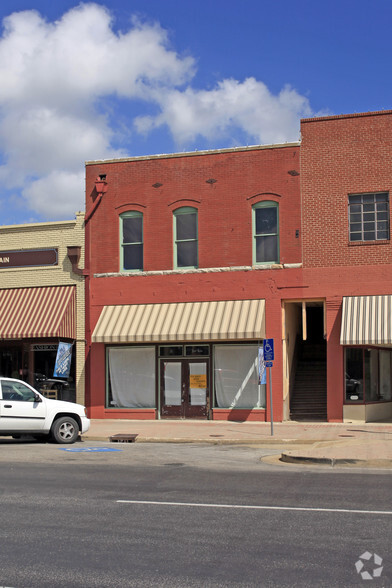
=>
[0,440,391,587]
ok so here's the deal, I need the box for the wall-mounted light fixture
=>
[206,178,217,184]
[288,170,300,176]
[152,182,163,188]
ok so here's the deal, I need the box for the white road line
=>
[116,500,392,515]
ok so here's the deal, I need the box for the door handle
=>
[4,405,12,408]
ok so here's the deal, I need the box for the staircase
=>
[290,341,327,421]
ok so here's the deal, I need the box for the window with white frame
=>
[348,192,389,242]
[173,207,198,268]
[253,201,279,264]
[120,211,143,271]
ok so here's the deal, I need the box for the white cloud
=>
[0,3,194,219]
[136,78,313,146]
[0,3,316,220]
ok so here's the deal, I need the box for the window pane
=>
[377,211,388,220]
[345,348,364,401]
[256,235,278,263]
[349,195,361,204]
[378,230,389,240]
[350,222,362,233]
[362,194,375,203]
[123,244,143,270]
[159,346,183,357]
[363,212,375,221]
[177,241,197,267]
[365,349,379,401]
[123,216,142,243]
[363,203,376,212]
[163,362,182,405]
[376,202,388,211]
[108,347,155,408]
[350,232,362,241]
[376,193,388,202]
[349,212,362,223]
[349,204,361,213]
[176,213,197,240]
[255,207,277,235]
[214,345,264,408]
[379,350,392,401]
[189,362,207,406]
[363,231,376,241]
[377,221,388,232]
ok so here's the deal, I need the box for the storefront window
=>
[214,345,265,409]
[345,348,364,402]
[107,347,156,408]
[345,347,392,403]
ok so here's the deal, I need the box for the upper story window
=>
[120,211,143,271]
[348,192,389,242]
[173,207,198,268]
[253,201,279,264]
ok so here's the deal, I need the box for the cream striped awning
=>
[0,286,76,340]
[92,299,265,343]
[340,295,392,345]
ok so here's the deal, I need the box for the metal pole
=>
[269,366,273,436]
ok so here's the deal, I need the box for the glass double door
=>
[160,358,209,418]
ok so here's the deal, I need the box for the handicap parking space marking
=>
[59,447,123,452]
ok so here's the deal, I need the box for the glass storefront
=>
[345,347,392,403]
[0,342,76,402]
[106,343,266,414]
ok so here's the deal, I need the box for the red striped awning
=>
[0,286,76,340]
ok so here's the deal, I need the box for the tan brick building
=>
[0,213,86,405]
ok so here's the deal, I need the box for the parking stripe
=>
[116,500,392,515]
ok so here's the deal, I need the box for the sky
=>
[0,0,391,225]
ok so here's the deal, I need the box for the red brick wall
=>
[85,145,301,275]
[301,111,392,268]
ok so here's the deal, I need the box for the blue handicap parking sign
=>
[263,338,274,361]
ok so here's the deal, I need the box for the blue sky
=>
[0,0,391,225]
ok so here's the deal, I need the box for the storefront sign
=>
[189,374,207,388]
[258,347,267,385]
[53,342,73,378]
[0,248,58,269]
[32,344,58,352]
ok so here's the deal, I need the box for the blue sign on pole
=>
[265,361,273,367]
[263,339,274,362]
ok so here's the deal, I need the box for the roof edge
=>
[86,142,300,166]
[301,109,392,124]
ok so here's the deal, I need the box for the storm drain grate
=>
[110,434,138,443]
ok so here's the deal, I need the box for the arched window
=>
[252,201,279,264]
[120,211,143,271]
[173,207,198,268]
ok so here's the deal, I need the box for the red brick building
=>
[85,110,392,423]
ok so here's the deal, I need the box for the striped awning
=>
[340,295,392,345]
[92,299,265,343]
[0,286,76,340]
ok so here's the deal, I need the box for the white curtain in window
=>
[379,350,392,401]
[108,347,155,408]
[214,345,265,409]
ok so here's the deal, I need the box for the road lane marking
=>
[116,500,392,515]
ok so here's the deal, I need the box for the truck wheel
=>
[51,416,79,444]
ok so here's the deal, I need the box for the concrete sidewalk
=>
[83,419,392,468]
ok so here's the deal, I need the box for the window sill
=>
[348,239,390,247]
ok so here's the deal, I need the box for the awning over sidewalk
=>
[0,286,76,340]
[92,299,266,343]
[340,295,392,345]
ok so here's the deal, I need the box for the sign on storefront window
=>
[53,342,73,378]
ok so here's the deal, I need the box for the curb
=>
[280,452,392,468]
[82,436,318,445]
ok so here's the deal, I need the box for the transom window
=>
[348,192,389,242]
[120,211,143,271]
[253,201,279,264]
[173,207,198,268]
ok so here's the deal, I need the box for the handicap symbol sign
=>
[263,338,274,361]
[59,447,123,452]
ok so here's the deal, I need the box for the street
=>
[0,440,391,587]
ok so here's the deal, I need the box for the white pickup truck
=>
[0,377,90,444]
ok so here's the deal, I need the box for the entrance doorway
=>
[160,358,209,418]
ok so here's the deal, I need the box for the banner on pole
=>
[258,346,267,385]
[53,342,73,378]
